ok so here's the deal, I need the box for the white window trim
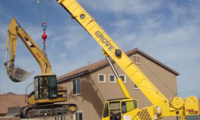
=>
[72,78,81,96]
[109,74,116,83]
[98,74,106,83]
[55,116,58,120]
[74,111,83,120]
[119,74,126,83]
[60,116,65,120]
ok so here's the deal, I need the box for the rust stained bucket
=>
[7,66,34,82]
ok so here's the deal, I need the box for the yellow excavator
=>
[4,18,77,118]
[56,0,199,119]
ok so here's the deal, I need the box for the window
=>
[55,116,58,120]
[48,76,57,98]
[121,100,138,114]
[110,102,120,111]
[109,74,116,83]
[133,55,141,64]
[134,84,139,89]
[39,76,49,99]
[73,78,81,95]
[119,75,126,83]
[34,77,38,99]
[60,116,65,120]
[55,116,65,120]
[103,103,109,118]
[98,74,106,83]
[74,112,83,120]
[34,75,57,99]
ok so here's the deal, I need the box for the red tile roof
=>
[57,48,179,82]
[0,93,28,115]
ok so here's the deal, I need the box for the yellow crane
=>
[56,0,199,119]
[4,18,77,118]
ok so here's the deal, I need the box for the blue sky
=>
[0,0,200,99]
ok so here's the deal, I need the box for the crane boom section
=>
[6,18,51,74]
[57,0,168,105]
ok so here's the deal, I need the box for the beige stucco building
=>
[56,48,179,120]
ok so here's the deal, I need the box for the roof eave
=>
[57,48,180,83]
[57,70,89,83]
[128,50,180,76]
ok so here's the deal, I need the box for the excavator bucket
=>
[6,106,21,117]
[8,67,34,82]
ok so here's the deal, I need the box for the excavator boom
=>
[4,18,51,82]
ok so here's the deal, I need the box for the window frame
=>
[119,74,126,83]
[74,111,83,120]
[54,116,58,120]
[133,55,141,65]
[55,116,65,120]
[60,116,65,120]
[109,74,116,83]
[98,74,106,83]
[72,78,81,95]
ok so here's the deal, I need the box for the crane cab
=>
[102,98,139,120]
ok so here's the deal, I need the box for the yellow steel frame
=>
[57,0,199,119]
[57,0,167,105]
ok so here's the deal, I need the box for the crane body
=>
[4,18,77,118]
[56,0,199,119]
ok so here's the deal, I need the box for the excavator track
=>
[21,103,77,118]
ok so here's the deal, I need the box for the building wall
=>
[58,53,178,120]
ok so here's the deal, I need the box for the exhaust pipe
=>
[7,66,34,82]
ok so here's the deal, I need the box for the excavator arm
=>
[4,18,51,82]
[56,0,199,119]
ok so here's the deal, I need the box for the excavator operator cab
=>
[102,98,139,120]
[34,74,58,100]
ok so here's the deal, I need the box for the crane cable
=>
[37,0,51,51]
[37,0,51,24]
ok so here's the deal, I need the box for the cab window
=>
[39,77,49,99]
[34,76,57,99]
[103,103,109,117]
[34,77,39,99]
[48,76,57,98]
[121,100,138,114]
[110,102,120,111]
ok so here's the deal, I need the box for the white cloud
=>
[51,23,90,50]
[59,52,67,59]
[111,19,131,28]
[110,0,161,15]
[82,0,161,15]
